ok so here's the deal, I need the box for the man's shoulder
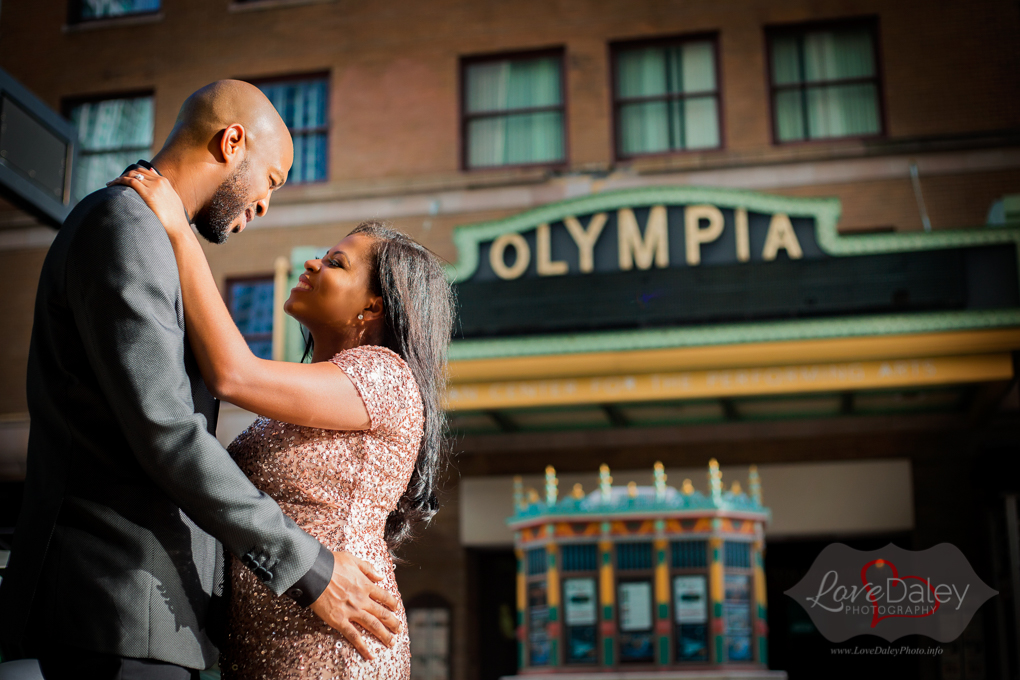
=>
[61,186,176,284]
[64,185,159,236]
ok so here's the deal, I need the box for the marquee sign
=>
[445,186,1020,340]
[448,187,835,283]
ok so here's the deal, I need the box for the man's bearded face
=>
[194,157,254,245]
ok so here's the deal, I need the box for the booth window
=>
[671,540,709,663]
[768,20,883,142]
[462,50,565,169]
[407,594,451,680]
[671,540,707,569]
[561,543,598,572]
[70,0,160,23]
[724,541,751,569]
[67,93,153,203]
[617,541,654,663]
[227,276,275,360]
[561,544,598,665]
[526,547,547,575]
[613,36,721,158]
[255,75,329,183]
[723,542,754,662]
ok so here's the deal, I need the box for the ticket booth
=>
[508,461,781,678]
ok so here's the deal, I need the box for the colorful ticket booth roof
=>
[507,461,774,675]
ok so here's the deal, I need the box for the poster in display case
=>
[528,581,551,666]
[673,576,708,661]
[618,581,654,663]
[564,578,598,664]
[723,574,752,662]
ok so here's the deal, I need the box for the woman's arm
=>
[110,168,370,431]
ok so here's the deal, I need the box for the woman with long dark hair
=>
[111,167,455,680]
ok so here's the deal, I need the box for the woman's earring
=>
[358,313,364,320]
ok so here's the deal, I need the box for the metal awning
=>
[0,68,77,228]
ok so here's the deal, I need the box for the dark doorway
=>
[0,481,23,580]
[472,549,518,680]
[766,534,925,680]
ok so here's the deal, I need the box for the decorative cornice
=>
[507,488,770,531]
[449,310,1020,360]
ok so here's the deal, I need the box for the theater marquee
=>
[287,186,1020,406]
[445,186,1020,341]
[447,186,834,284]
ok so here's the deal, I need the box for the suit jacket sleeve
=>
[65,189,331,604]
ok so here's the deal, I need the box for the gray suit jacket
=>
[0,171,332,669]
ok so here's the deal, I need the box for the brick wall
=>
[1,0,1017,184]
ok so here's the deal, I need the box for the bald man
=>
[0,81,399,679]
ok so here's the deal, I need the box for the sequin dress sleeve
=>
[221,345,423,680]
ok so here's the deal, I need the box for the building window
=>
[68,94,154,203]
[462,51,565,169]
[70,0,160,22]
[613,36,721,157]
[408,606,451,680]
[768,21,882,142]
[227,276,275,360]
[256,76,329,183]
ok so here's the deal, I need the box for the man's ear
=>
[220,123,246,164]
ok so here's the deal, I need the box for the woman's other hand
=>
[108,167,192,239]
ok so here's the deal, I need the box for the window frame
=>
[558,543,600,667]
[405,592,453,680]
[62,89,156,203]
[614,541,657,667]
[764,16,886,146]
[610,32,725,162]
[668,539,711,666]
[229,0,337,10]
[720,539,756,664]
[459,47,569,172]
[523,546,553,667]
[244,71,331,185]
[67,0,161,25]
[225,274,276,360]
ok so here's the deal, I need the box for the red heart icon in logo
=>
[861,558,940,628]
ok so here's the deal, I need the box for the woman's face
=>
[284,232,380,332]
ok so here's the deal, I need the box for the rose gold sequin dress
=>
[220,346,422,680]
